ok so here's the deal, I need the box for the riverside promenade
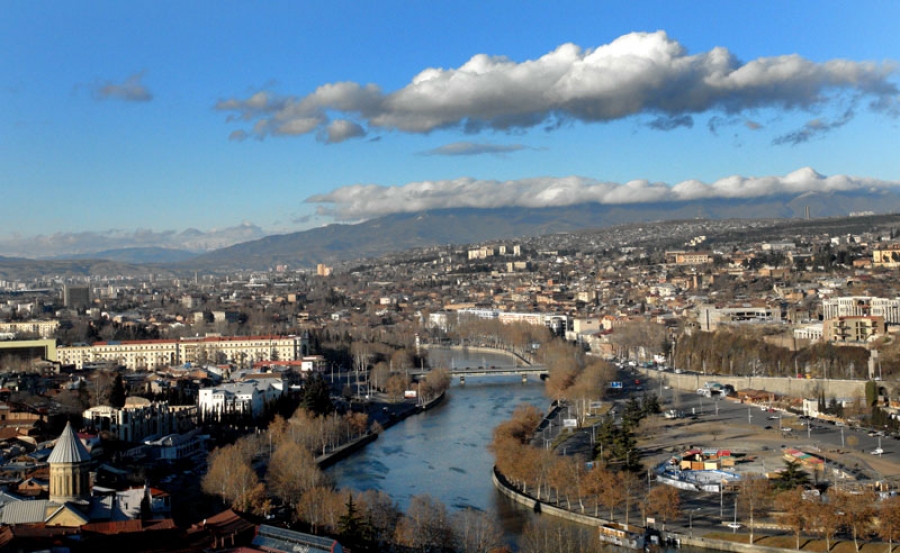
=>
[492,394,900,553]
[316,391,445,468]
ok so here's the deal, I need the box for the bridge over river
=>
[415,344,547,381]
[410,364,547,379]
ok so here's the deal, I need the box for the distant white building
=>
[198,378,284,419]
[822,296,900,324]
[82,397,196,444]
[144,428,206,462]
[793,323,824,342]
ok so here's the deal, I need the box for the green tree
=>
[108,374,126,408]
[776,459,812,490]
[866,380,878,406]
[337,494,375,552]
[303,373,333,416]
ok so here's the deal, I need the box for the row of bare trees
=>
[437,316,554,358]
[774,486,900,551]
[492,398,900,552]
[537,340,615,424]
[202,405,372,511]
[674,326,871,379]
[491,403,680,527]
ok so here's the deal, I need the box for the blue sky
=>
[2,1,899,256]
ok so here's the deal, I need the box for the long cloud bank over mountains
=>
[0,223,266,260]
[307,168,900,221]
[217,31,898,143]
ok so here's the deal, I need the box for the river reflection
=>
[328,347,705,553]
[327,347,546,548]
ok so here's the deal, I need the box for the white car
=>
[871,448,884,455]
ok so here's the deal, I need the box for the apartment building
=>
[58,334,309,370]
[821,296,900,324]
[823,316,885,344]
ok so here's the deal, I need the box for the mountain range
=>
[2,188,900,278]
[182,188,900,271]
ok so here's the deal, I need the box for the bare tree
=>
[737,473,773,544]
[836,488,877,552]
[878,495,900,553]
[394,494,455,553]
[644,485,681,531]
[452,508,505,553]
[520,517,599,553]
[201,443,260,511]
[267,441,328,510]
[775,488,808,550]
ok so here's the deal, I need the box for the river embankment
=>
[316,391,445,468]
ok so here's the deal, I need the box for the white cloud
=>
[420,142,527,156]
[306,168,900,221]
[216,31,898,142]
[772,108,854,145]
[94,71,153,102]
[0,223,266,259]
[319,119,366,143]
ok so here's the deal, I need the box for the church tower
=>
[48,422,92,504]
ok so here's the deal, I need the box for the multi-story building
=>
[467,247,495,260]
[197,379,284,419]
[665,251,712,265]
[82,397,197,443]
[58,334,309,370]
[823,316,885,344]
[696,303,782,331]
[144,428,206,461]
[63,285,91,309]
[0,320,60,338]
[793,323,824,342]
[821,296,900,324]
[873,243,900,267]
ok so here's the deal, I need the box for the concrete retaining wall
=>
[641,369,866,400]
[492,468,618,527]
[494,465,805,553]
[675,534,791,553]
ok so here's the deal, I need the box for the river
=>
[326,347,546,547]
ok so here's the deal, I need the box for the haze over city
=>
[2,1,899,258]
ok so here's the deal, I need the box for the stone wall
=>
[639,369,867,400]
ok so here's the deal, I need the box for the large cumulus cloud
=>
[216,31,898,143]
[306,168,900,221]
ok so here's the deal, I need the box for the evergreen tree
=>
[642,393,662,415]
[109,374,126,408]
[337,494,375,552]
[622,396,643,427]
[303,373,333,416]
[776,459,812,490]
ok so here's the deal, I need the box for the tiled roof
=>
[47,423,90,464]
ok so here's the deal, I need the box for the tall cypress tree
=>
[303,373,333,416]
[109,374,126,408]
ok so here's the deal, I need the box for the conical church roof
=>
[47,422,91,464]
